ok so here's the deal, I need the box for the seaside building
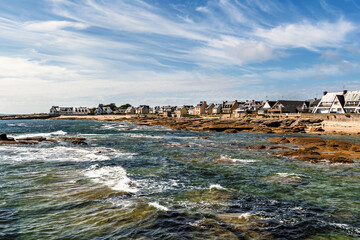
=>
[96,104,113,114]
[212,104,222,114]
[235,100,263,113]
[268,100,305,114]
[73,107,89,115]
[175,106,190,118]
[222,100,239,114]
[125,106,136,114]
[187,106,195,115]
[258,101,277,114]
[312,90,360,114]
[113,109,126,114]
[162,106,177,117]
[205,103,215,115]
[194,101,207,115]
[150,106,160,114]
[49,106,89,115]
[136,105,150,115]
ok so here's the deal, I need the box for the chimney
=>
[323,91,328,96]
[343,90,348,95]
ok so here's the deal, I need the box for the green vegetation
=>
[117,103,132,110]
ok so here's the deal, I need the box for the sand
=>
[322,120,360,134]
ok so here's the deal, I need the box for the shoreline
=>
[1,113,360,135]
[55,114,360,136]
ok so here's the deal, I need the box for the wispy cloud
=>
[24,20,88,31]
[254,19,355,50]
[0,0,359,113]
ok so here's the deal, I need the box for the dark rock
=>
[17,136,46,141]
[266,137,290,144]
[0,133,13,141]
[71,140,87,145]
[246,145,266,150]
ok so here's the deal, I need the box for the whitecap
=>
[0,145,134,163]
[12,130,67,139]
[7,123,28,127]
[84,165,138,193]
[209,184,226,190]
[216,155,257,163]
[237,212,253,219]
[275,173,303,179]
[149,202,169,211]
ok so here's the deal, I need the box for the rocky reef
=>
[106,116,324,134]
[0,133,87,145]
[247,136,360,164]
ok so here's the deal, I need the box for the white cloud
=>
[24,20,88,31]
[0,56,262,113]
[192,35,275,66]
[0,56,80,79]
[50,0,210,41]
[254,19,355,50]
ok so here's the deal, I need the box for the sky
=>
[0,0,360,114]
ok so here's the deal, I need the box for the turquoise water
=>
[0,120,359,239]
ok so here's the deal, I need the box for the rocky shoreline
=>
[0,133,87,145]
[2,115,360,164]
[246,136,360,164]
[65,115,326,134]
[0,114,58,120]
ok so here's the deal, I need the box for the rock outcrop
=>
[107,116,324,134]
[0,133,87,146]
[266,136,359,164]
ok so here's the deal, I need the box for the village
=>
[49,90,360,117]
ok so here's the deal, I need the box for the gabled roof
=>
[310,99,320,107]
[344,91,360,102]
[320,92,342,103]
[272,100,305,112]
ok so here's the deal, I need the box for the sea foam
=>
[84,165,138,193]
[13,130,67,139]
[0,145,134,163]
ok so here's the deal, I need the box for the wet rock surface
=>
[266,136,359,164]
[106,116,324,134]
[0,133,87,145]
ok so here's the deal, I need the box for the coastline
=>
[54,114,360,135]
[1,113,360,135]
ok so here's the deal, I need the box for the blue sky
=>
[0,0,359,113]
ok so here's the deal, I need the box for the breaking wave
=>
[84,165,138,193]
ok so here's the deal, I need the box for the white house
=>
[212,104,222,114]
[136,105,150,115]
[125,106,136,114]
[73,107,89,115]
[96,104,113,114]
[312,90,360,114]
[49,106,89,115]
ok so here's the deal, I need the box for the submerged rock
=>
[216,212,272,239]
[246,145,266,150]
[17,136,46,141]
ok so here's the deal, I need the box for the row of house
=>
[50,106,89,115]
[49,90,360,116]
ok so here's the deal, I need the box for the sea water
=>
[0,119,359,239]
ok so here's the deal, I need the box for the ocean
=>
[0,119,359,239]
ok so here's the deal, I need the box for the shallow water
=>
[0,119,359,239]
